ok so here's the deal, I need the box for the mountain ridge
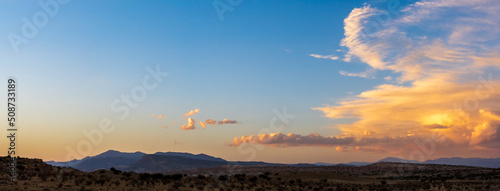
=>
[44,150,500,173]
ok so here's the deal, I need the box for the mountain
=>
[373,157,500,168]
[45,158,85,167]
[124,154,229,173]
[315,162,371,167]
[377,157,419,163]
[73,157,137,172]
[44,150,500,173]
[424,157,500,168]
[45,150,146,172]
[154,152,226,162]
[94,150,145,161]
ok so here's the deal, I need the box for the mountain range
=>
[45,150,500,173]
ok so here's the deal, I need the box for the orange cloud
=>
[181,118,196,130]
[183,109,200,118]
[205,119,216,125]
[229,0,500,158]
[199,121,207,128]
[151,114,165,118]
[229,132,355,147]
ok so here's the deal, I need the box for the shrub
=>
[219,175,228,181]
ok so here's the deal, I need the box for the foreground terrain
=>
[1,156,500,190]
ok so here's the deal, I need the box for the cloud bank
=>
[229,0,500,158]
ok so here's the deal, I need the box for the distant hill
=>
[424,157,500,168]
[377,157,419,163]
[374,157,500,168]
[315,162,371,167]
[124,154,230,173]
[154,152,226,162]
[44,150,500,173]
[45,150,287,173]
[45,150,147,172]
[6,156,500,190]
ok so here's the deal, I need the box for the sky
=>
[1,0,500,163]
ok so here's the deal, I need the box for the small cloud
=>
[173,121,176,126]
[184,109,200,118]
[309,54,339,60]
[339,69,375,79]
[218,118,238,125]
[205,119,217,125]
[181,118,196,130]
[384,76,393,82]
[199,121,207,128]
[423,124,450,129]
[163,126,168,128]
[174,140,183,145]
[151,114,165,119]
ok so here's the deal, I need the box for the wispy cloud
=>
[198,118,238,129]
[151,114,165,118]
[183,109,200,118]
[218,118,238,125]
[309,54,339,60]
[339,69,375,79]
[230,0,500,157]
[174,140,183,145]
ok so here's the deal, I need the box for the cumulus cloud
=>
[199,121,207,128]
[184,109,200,118]
[230,0,500,157]
[309,54,339,60]
[181,118,196,130]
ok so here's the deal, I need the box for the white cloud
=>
[339,69,376,79]
[309,54,339,60]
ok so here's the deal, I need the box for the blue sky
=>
[2,0,499,163]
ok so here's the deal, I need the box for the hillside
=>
[2,156,500,190]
